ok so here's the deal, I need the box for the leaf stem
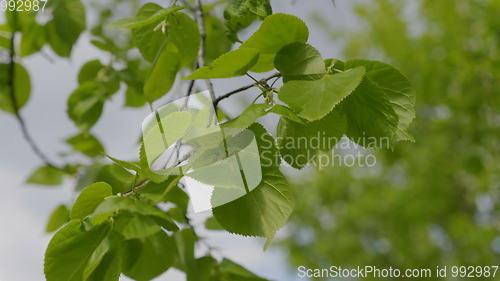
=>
[213,73,281,107]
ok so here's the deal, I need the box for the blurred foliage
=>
[282,0,500,277]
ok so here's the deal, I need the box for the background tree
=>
[282,0,500,278]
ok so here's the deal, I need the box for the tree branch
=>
[8,14,59,169]
[213,72,281,107]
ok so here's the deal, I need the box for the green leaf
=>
[138,176,183,203]
[173,228,198,280]
[27,166,64,186]
[213,167,293,238]
[132,3,168,62]
[205,15,233,64]
[95,164,135,194]
[49,0,86,57]
[167,12,200,67]
[46,21,72,57]
[345,59,414,142]
[114,214,162,240]
[83,230,119,280]
[269,104,305,124]
[279,67,366,121]
[205,217,224,231]
[71,182,112,219]
[78,60,120,94]
[46,205,70,233]
[109,6,184,28]
[216,258,268,281]
[125,85,147,107]
[67,82,105,130]
[20,22,46,57]
[106,155,141,173]
[66,132,105,158]
[185,48,259,80]
[44,221,111,281]
[123,231,176,281]
[274,43,325,78]
[224,0,272,42]
[144,43,180,102]
[277,109,346,169]
[0,63,31,114]
[0,24,10,49]
[86,248,122,281]
[221,103,272,129]
[92,196,179,231]
[212,124,293,238]
[241,13,309,72]
[342,79,399,144]
[78,60,103,84]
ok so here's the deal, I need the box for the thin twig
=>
[213,73,281,107]
[8,13,59,169]
[194,0,217,109]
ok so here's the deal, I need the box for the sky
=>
[0,1,359,280]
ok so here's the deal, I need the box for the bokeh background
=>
[1,0,499,280]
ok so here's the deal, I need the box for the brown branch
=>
[8,14,59,169]
[213,72,281,107]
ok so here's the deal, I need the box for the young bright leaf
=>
[274,43,325,78]
[67,82,105,130]
[78,60,103,84]
[205,15,233,64]
[20,22,46,57]
[132,3,169,62]
[0,24,10,49]
[26,166,65,186]
[70,182,112,219]
[240,13,309,72]
[221,103,272,129]
[45,205,70,233]
[213,124,293,238]
[0,63,31,114]
[224,0,272,42]
[66,132,105,158]
[44,221,111,281]
[167,12,200,67]
[92,196,179,231]
[123,231,176,281]
[95,165,136,194]
[109,6,184,28]
[144,43,180,102]
[279,67,366,121]
[184,48,259,80]
[269,104,305,124]
[345,59,414,142]
[50,0,86,57]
